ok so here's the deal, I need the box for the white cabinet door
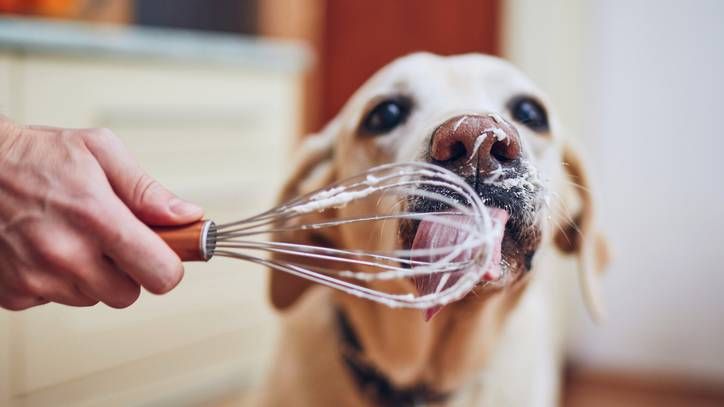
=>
[1,54,301,406]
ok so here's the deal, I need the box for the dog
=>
[255,53,607,406]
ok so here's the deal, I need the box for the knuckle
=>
[132,174,159,206]
[91,127,118,143]
[29,235,87,282]
[68,266,92,282]
[12,270,40,296]
[79,127,119,150]
[71,195,108,229]
[57,129,83,144]
[33,238,72,269]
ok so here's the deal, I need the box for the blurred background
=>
[0,1,722,406]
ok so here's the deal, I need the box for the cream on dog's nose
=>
[430,114,522,175]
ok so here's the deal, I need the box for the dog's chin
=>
[400,206,541,321]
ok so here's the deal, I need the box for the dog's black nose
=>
[430,114,522,177]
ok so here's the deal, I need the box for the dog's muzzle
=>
[404,113,543,320]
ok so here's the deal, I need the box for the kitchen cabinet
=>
[0,19,308,407]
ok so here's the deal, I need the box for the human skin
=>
[0,117,203,310]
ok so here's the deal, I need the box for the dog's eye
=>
[361,98,411,135]
[509,96,549,133]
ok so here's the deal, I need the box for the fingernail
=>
[169,198,203,217]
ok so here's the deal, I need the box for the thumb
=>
[81,128,204,225]
[124,173,204,225]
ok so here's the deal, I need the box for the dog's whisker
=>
[560,179,593,193]
[544,193,585,243]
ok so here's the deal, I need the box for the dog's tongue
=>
[411,208,508,321]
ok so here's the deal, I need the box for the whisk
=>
[152,162,500,309]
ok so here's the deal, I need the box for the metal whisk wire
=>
[205,162,498,309]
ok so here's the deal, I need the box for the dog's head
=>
[268,53,606,388]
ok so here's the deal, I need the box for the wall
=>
[502,0,585,141]
[573,0,724,380]
[505,0,724,381]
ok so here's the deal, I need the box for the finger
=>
[21,230,100,307]
[0,267,87,308]
[80,129,203,225]
[95,195,185,295]
[31,272,98,307]
[20,224,140,307]
[0,291,48,311]
[74,254,141,309]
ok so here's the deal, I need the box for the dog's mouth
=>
[400,171,543,320]
[410,208,508,320]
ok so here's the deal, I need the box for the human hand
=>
[0,117,203,310]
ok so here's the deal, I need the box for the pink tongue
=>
[411,208,508,321]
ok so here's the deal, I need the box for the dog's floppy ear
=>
[268,129,339,311]
[554,144,610,322]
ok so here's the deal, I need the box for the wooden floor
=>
[212,369,724,406]
[564,368,724,407]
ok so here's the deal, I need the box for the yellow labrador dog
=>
[257,53,606,406]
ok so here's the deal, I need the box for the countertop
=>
[0,17,311,72]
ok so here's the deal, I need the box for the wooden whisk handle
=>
[152,220,216,262]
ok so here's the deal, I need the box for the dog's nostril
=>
[447,141,467,162]
[491,140,517,163]
[433,140,467,162]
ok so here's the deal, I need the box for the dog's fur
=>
[256,53,606,406]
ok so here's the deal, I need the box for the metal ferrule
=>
[199,220,217,261]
